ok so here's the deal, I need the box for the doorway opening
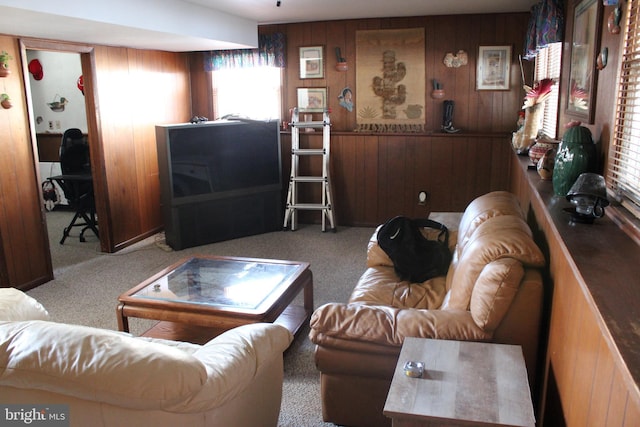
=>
[21,39,105,278]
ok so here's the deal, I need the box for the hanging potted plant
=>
[1,93,12,109]
[0,51,13,77]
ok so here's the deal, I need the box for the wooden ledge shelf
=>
[281,130,512,138]
[510,152,640,425]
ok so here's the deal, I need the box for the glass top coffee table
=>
[117,255,313,344]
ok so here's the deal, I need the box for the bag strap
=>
[412,218,449,244]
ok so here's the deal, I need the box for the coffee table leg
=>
[304,276,314,318]
[116,303,130,332]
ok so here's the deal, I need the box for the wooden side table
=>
[383,338,535,427]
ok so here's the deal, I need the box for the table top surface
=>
[383,338,535,427]
[119,255,309,315]
[48,173,93,181]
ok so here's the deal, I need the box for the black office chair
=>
[49,128,99,244]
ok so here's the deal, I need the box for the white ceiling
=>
[0,0,538,52]
[188,0,539,25]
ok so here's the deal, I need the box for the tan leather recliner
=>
[309,191,546,427]
[0,288,292,427]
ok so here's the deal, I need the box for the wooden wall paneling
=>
[273,12,530,134]
[377,135,406,220]
[361,134,380,225]
[486,14,504,132]
[453,15,474,130]
[622,392,640,426]
[78,49,112,253]
[189,53,214,119]
[423,17,437,130]
[127,48,151,236]
[586,337,616,425]
[430,16,457,132]
[343,20,358,132]
[475,138,495,202]
[407,136,432,218]
[332,134,356,225]
[346,134,362,224]
[93,46,139,248]
[565,293,599,426]
[93,45,191,252]
[0,226,7,287]
[489,137,512,192]
[428,136,453,211]
[606,369,630,426]
[476,15,499,134]
[448,138,480,212]
[0,36,52,289]
[131,50,156,234]
[465,20,482,133]
[402,136,420,216]
[504,16,525,131]
[256,13,527,227]
[325,20,348,127]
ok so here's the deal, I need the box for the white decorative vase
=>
[512,103,544,154]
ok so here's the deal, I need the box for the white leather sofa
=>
[0,288,292,427]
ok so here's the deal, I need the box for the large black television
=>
[156,118,283,250]
[161,119,281,200]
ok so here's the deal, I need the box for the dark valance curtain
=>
[524,0,564,60]
[204,33,286,71]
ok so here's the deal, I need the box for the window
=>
[610,0,640,221]
[534,42,562,139]
[212,66,281,120]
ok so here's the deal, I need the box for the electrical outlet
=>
[48,121,53,130]
[418,191,428,205]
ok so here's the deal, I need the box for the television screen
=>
[166,119,281,199]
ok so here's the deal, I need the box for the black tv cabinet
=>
[156,119,283,250]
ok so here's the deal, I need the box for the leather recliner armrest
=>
[309,303,491,351]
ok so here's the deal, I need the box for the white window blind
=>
[610,0,640,219]
[534,42,562,139]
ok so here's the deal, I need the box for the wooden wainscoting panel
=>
[93,46,190,251]
[565,295,601,426]
[587,338,616,425]
[0,35,52,289]
[511,153,640,427]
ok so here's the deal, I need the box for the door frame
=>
[20,38,111,256]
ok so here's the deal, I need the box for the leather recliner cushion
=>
[0,288,50,322]
[0,320,207,410]
[444,214,545,313]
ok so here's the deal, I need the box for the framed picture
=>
[299,46,324,79]
[566,0,602,123]
[297,88,327,112]
[476,45,512,91]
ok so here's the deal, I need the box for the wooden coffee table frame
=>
[116,255,313,344]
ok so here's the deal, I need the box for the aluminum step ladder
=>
[283,108,336,232]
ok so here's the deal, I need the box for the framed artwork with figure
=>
[477,45,511,91]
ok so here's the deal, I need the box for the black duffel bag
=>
[377,216,452,283]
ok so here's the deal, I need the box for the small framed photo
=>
[477,45,512,91]
[297,88,327,112]
[299,46,324,79]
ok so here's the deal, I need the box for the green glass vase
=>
[552,125,596,196]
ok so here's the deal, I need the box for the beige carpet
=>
[29,210,376,426]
